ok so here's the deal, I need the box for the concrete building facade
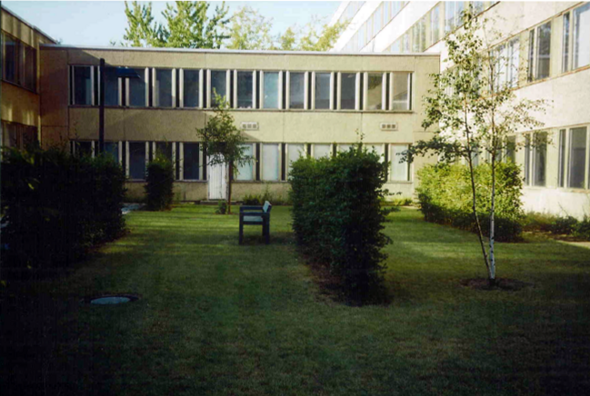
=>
[331,1,590,219]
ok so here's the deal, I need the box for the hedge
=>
[1,147,127,270]
[145,155,174,211]
[417,162,523,242]
[289,144,391,303]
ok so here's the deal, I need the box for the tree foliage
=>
[196,94,250,214]
[405,5,547,284]
[122,1,230,49]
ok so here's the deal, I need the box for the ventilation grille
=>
[241,122,259,131]
[380,122,398,131]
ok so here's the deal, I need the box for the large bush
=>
[1,147,127,270]
[290,144,391,303]
[417,162,523,242]
[145,154,174,211]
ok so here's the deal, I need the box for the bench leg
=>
[264,222,270,245]
[239,221,243,245]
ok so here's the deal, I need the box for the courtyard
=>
[1,205,590,395]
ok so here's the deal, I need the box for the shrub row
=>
[523,212,590,240]
[1,147,127,270]
[145,155,174,211]
[417,162,524,242]
[290,144,391,304]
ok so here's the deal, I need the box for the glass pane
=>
[155,69,172,107]
[263,72,279,109]
[183,143,200,180]
[104,142,119,162]
[430,5,440,43]
[568,127,587,188]
[533,132,547,186]
[78,141,93,157]
[535,22,551,80]
[3,34,18,83]
[445,2,456,33]
[524,134,531,184]
[369,144,384,161]
[237,71,253,109]
[23,45,36,91]
[315,73,331,110]
[563,12,570,73]
[528,30,535,81]
[236,144,253,181]
[573,3,590,69]
[184,70,200,108]
[558,130,566,187]
[505,136,516,163]
[104,67,119,106]
[156,142,173,161]
[338,144,352,152]
[509,39,520,87]
[391,72,410,110]
[391,144,409,181]
[129,142,146,180]
[262,144,279,181]
[74,66,92,105]
[289,72,305,109]
[313,144,331,159]
[211,70,227,106]
[129,68,146,107]
[366,73,383,110]
[287,144,304,174]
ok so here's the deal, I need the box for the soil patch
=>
[461,278,533,291]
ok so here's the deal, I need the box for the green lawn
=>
[2,205,590,396]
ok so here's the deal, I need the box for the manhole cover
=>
[82,294,139,305]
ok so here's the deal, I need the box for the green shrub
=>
[242,194,262,205]
[549,216,579,235]
[521,212,557,232]
[573,218,590,241]
[216,201,228,214]
[1,147,126,270]
[145,154,174,211]
[417,162,523,242]
[290,143,391,304]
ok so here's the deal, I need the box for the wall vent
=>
[241,122,259,131]
[380,122,398,131]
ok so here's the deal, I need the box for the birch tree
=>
[405,6,546,285]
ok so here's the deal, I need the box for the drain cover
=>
[83,294,139,305]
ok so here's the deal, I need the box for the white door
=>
[208,159,227,200]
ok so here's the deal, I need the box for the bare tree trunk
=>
[226,163,232,215]
[489,152,496,286]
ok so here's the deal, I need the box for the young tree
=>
[226,6,274,50]
[405,6,546,286]
[196,94,251,214]
[122,1,230,49]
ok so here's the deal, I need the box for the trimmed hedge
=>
[145,155,174,211]
[1,147,127,270]
[417,162,523,242]
[290,144,391,303]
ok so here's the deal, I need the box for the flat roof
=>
[41,43,440,57]
[1,5,57,44]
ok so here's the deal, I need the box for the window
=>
[527,30,535,81]
[104,142,119,162]
[366,73,384,110]
[156,142,173,161]
[183,143,200,180]
[314,72,331,110]
[22,44,36,91]
[237,71,254,109]
[154,69,173,107]
[183,69,201,108]
[2,122,38,150]
[568,127,587,189]
[262,144,280,181]
[533,132,547,186]
[263,72,280,109]
[73,66,93,105]
[558,129,566,187]
[391,144,410,181]
[289,72,305,109]
[338,144,353,152]
[535,22,551,80]
[236,144,254,181]
[505,136,516,163]
[129,142,146,180]
[313,144,331,159]
[524,134,531,184]
[391,72,411,111]
[573,3,590,69]
[508,38,520,87]
[430,5,440,44]
[103,67,120,106]
[340,73,356,110]
[128,68,147,107]
[210,70,228,106]
[287,144,305,177]
[563,12,571,73]
[3,33,19,84]
[445,2,463,34]
[369,144,384,161]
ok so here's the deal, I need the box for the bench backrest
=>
[263,201,272,213]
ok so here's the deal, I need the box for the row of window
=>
[70,141,412,183]
[70,66,413,111]
[1,121,38,150]
[557,126,589,190]
[1,32,37,91]
[338,1,365,25]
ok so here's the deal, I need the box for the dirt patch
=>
[461,278,533,291]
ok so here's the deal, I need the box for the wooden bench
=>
[239,201,272,245]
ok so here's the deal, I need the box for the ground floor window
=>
[262,143,280,181]
[391,144,410,181]
[568,127,588,189]
[287,144,305,177]
[2,122,38,150]
[129,142,147,180]
[183,143,200,180]
[236,143,254,181]
[313,144,332,159]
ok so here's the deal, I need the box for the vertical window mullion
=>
[303,72,309,110]
[310,72,316,110]
[206,69,211,108]
[278,71,284,110]
[252,71,257,109]
[179,69,184,108]
[285,71,291,110]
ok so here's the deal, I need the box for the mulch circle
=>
[81,294,141,305]
[461,278,533,291]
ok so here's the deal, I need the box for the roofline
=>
[41,43,441,57]
[1,5,58,44]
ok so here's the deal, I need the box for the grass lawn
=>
[2,205,590,396]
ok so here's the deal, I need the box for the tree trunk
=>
[226,163,232,215]
[489,150,497,286]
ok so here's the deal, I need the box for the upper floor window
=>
[289,72,305,109]
[365,73,384,110]
[182,69,201,108]
[391,72,411,111]
[210,70,228,107]
[340,73,356,110]
[128,68,148,107]
[262,71,280,109]
[563,4,590,73]
[445,2,464,34]
[103,67,120,106]
[154,68,173,108]
[72,65,94,105]
[314,72,331,110]
[430,5,440,44]
[2,32,37,91]
[495,38,520,90]
[528,22,551,81]
[236,71,254,109]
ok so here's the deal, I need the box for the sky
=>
[4,1,342,47]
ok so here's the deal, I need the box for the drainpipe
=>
[98,58,105,153]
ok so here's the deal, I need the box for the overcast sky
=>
[4,1,341,46]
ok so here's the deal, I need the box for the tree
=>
[405,5,546,286]
[225,6,348,51]
[121,1,230,49]
[196,94,251,214]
